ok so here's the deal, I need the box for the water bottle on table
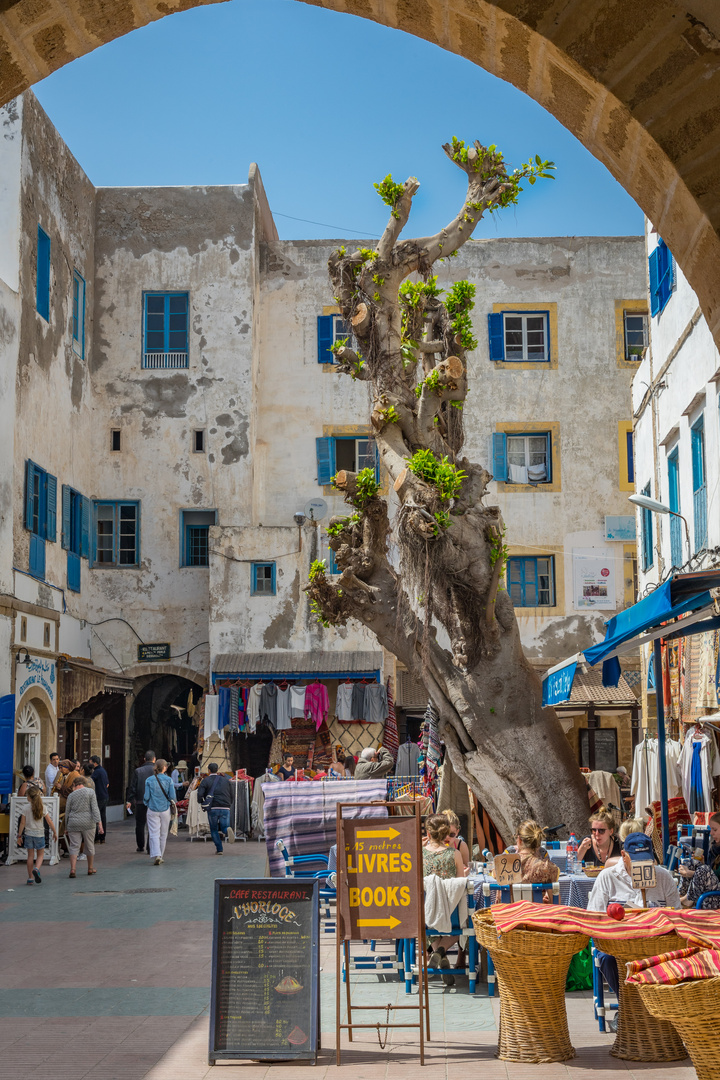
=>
[566,832,578,873]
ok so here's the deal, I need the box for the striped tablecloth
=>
[262,778,388,877]
[471,873,594,911]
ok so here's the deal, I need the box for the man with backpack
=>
[197,762,235,854]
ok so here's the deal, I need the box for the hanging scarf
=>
[422,700,442,768]
[382,677,399,763]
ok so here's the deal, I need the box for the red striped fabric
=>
[488,901,720,945]
[626,946,720,985]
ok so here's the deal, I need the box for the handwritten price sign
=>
[630,860,657,892]
[494,853,523,885]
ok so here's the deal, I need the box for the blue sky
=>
[34,0,643,242]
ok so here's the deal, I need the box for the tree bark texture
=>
[305,142,591,839]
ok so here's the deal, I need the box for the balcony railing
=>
[142,351,189,370]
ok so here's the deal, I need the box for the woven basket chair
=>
[593,931,688,1062]
[473,911,588,1063]
[637,975,720,1080]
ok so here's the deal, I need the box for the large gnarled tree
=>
[306,140,590,839]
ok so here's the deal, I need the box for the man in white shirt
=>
[587,832,681,911]
[45,753,59,798]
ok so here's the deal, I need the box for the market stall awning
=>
[213,650,384,680]
[58,659,133,717]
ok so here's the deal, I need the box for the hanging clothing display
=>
[679,726,720,814]
[259,683,278,729]
[228,687,240,735]
[383,677,399,762]
[204,694,219,740]
[290,685,307,718]
[422,701,442,768]
[275,687,292,731]
[363,683,389,725]
[304,682,329,730]
[218,686,231,741]
[336,681,354,723]
[247,683,262,734]
[631,736,682,816]
[396,741,420,777]
[351,682,365,721]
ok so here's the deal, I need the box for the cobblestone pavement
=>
[0,821,697,1079]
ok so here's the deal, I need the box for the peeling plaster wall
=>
[83,180,259,671]
[0,98,21,598]
[11,91,96,610]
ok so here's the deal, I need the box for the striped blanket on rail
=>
[485,901,720,946]
[262,778,388,877]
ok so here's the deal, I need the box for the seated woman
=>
[577,808,622,868]
[441,809,470,869]
[513,820,560,885]
[423,814,466,981]
[678,811,720,909]
[277,753,295,781]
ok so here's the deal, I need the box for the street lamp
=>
[628,493,691,564]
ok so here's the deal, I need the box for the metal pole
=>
[653,637,670,861]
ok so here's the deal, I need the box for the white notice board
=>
[6,795,60,866]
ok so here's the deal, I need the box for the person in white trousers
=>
[143,759,175,865]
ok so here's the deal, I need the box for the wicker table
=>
[473,911,588,1063]
[593,931,688,1062]
[637,975,720,1080]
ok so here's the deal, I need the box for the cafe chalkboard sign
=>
[209,879,320,1065]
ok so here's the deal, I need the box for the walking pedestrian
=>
[17,765,45,797]
[65,776,102,878]
[89,755,109,843]
[126,751,156,853]
[17,785,57,885]
[197,762,234,854]
[143,759,175,865]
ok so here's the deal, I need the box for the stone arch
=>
[1,1,720,340]
[122,663,208,689]
[14,687,54,787]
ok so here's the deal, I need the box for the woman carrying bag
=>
[143,759,176,865]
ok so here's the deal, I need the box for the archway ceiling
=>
[2,0,720,342]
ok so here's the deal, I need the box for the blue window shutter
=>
[0,694,14,796]
[80,495,90,559]
[24,460,35,531]
[61,485,71,550]
[316,437,336,485]
[36,226,50,320]
[626,431,634,485]
[545,432,552,483]
[648,247,660,317]
[491,432,507,482]
[29,534,45,579]
[67,551,81,592]
[271,562,277,595]
[317,315,334,364]
[487,313,505,361]
[45,473,57,542]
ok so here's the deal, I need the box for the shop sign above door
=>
[17,654,56,709]
[138,643,171,662]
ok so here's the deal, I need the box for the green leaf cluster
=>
[407,449,467,500]
[399,277,442,308]
[353,467,380,508]
[489,527,510,572]
[308,559,328,583]
[446,279,478,352]
[378,405,400,424]
[309,598,331,629]
[414,368,442,398]
[326,513,361,538]
[374,174,405,218]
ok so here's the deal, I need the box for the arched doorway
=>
[129,674,204,771]
[1,2,720,342]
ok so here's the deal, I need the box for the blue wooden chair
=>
[592,942,619,1032]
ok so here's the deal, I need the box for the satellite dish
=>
[304,498,328,522]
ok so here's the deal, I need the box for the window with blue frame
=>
[180,510,217,567]
[61,485,90,592]
[36,226,50,321]
[252,562,276,596]
[143,292,189,368]
[487,311,550,363]
[93,501,139,567]
[626,430,635,485]
[691,417,707,552]
[648,239,675,317]
[641,482,654,571]
[316,435,379,485]
[490,431,552,484]
[317,313,351,363]
[25,461,57,580]
[667,448,682,568]
[72,270,85,358]
[508,556,555,607]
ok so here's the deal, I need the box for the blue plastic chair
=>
[695,890,720,909]
[275,838,329,878]
[479,881,560,996]
[591,942,619,1032]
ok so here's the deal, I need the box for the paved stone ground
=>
[0,821,698,1080]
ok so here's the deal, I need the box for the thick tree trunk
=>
[306,142,591,839]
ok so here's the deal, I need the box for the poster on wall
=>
[15,655,56,710]
[6,794,60,866]
[573,549,616,610]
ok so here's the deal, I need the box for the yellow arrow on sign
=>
[357,916,402,929]
[356,827,401,839]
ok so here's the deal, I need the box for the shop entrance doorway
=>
[130,675,204,769]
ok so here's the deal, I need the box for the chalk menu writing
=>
[209,879,319,1064]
